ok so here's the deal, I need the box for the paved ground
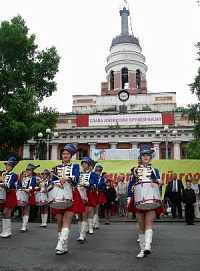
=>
[0,220,199,271]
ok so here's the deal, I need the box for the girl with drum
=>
[0,157,18,238]
[50,143,85,255]
[17,163,37,232]
[77,156,98,242]
[127,146,163,259]
[93,165,107,229]
[35,169,50,227]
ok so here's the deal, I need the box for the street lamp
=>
[155,126,177,159]
[37,129,59,160]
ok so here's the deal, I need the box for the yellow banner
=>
[1,160,199,186]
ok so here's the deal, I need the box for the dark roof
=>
[111,34,140,48]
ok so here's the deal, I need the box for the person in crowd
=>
[77,157,98,242]
[116,173,128,217]
[103,179,116,224]
[111,181,119,215]
[93,165,107,229]
[35,169,50,227]
[182,180,196,225]
[190,177,200,218]
[165,173,184,219]
[129,168,136,219]
[50,143,85,255]
[127,146,163,259]
[0,157,18,238]
[17,163,38,232]
[99,171,107,218]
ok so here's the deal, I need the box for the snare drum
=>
[77,186,88,204]
[16,189,29,207]
[0,187,7,203]
[35,191,48,206]
[134,181,161,210]
[48,181,74,209]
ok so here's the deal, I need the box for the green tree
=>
[189,42,200,100]
[182,42,200,158]
[0,15,60,160]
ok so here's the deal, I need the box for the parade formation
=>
[0,2,199,270]
[0,143,168,259]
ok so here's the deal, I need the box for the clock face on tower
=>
[118,90,129,102]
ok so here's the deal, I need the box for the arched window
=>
[110,70,114,90]
[121,67,128,89]
[136,69,141,89]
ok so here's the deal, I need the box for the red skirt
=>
[85,190,98,207]
[127,194,164,214]
[3,190,18,208]
[98,191,107,204]
[29,191,36,206]
[51,188,86,214]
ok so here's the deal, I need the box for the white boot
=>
[136,234,145,259]
[55,232,61,248]
[86,221,89,233]
[2,219,12,238]
[20,215,29,232]
[77,221,87,243]
[40,214,44,227]
[77,221,82,241]
[0,219,6,237]
[93,214,99,229]
[40,213,48,227]
[144,229,153,255]
[56,227,69,255]
[88,218,94,234]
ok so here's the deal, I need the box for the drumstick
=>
[51,171,72,184]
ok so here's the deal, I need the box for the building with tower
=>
[22,5,194,161]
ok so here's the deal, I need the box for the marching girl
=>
[17,163,38,232]
[127,146,163,259]
[50,143,85,255]
[93,165,107,229]
[35,169,50,227]
[0,157,18,238]
[77,157,98,241]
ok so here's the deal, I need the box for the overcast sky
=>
[1,0,200,113]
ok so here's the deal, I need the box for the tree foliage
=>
[183,42,200,158]
[0,15,60,160]
[189,42,200,100]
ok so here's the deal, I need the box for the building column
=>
[23,144,30,159]
[51,143,59,160]
[89,143,96,158]
[110,142,118,149]
[152,142,161,160]
[173,140,181,160]
[130,141,138,149]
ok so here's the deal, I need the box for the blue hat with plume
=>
[95,165,103,172]
[41,169,50,175]
[81,156,92,165]
[61,143,77,156]
[26,163,40,171]
[89,158,98,167]
[139,146,155,157]
[4,157,17,168]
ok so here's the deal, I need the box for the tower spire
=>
[120,6,130,35]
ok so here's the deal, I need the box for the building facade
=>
[23,5,194,161]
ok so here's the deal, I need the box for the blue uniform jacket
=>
[98,176,106,190]
[51,164,80,187]
[128,168,160,197]
[4,172,18,189]
[89,171,98,187]
[18,176,36,190]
